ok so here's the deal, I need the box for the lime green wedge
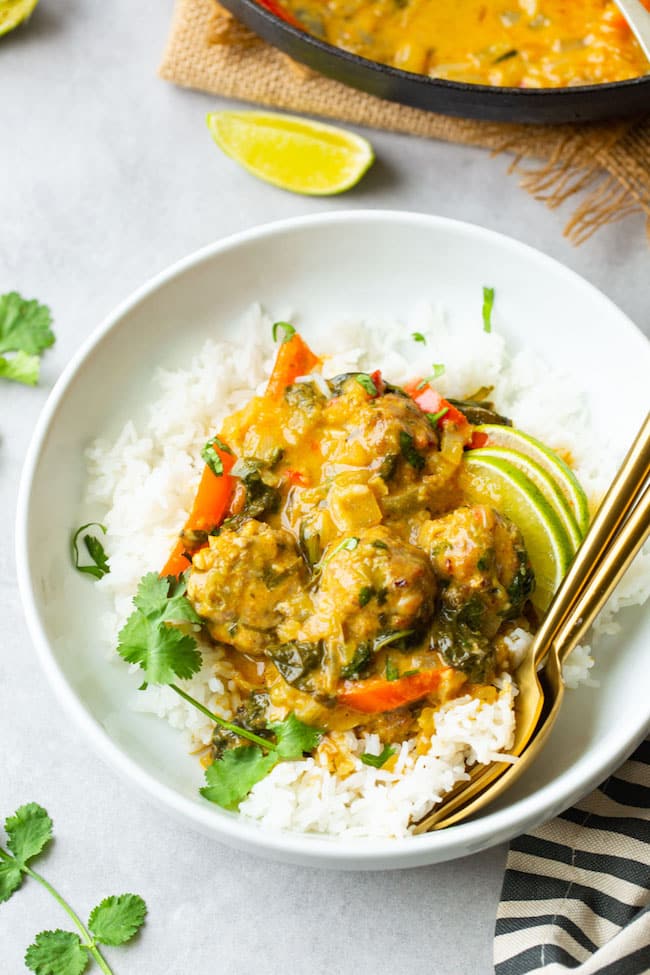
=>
[467,445,582,551]
[206,111,374,196]
[0,0,39,35]
[460,453,575,613]
[475,424,590,537]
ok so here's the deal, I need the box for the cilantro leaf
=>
[201,746,277,810]
[132,572,200,625]
[131,572,175,617]
[201,439,230,477]
[428,406,450,426]
[88,893,147,946]
[399,431,425,470]
[0,292,55,356]
[482,286,495,333]
[361,744,396,769]
[385,657,399,681]
[0,858,23,902]
[355,373,378,397]
[117,613,201,684]
[24,930,88,975]
[6,803,53,866]
[272,321,296,344]
[411,332,426,344]
[268,712,322,760]
[416,364,445,389]
[0,350,40,386]
[71,524,110,580]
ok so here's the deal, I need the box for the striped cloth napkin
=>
[495,739,650,974]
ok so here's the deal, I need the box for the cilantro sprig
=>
[0,291,55,386]
[361,744,396,769]
[71,524,110,580]
[0,803,146,974]
[116,573,323,809]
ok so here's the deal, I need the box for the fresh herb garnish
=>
[117,573,322,809]
[71,523,110,580]
[358,585,375,607]
[416,363,445,390]
[201,435,233,477]
[411,332,426,344]
[385,657,399,681]
[0,292,55,387]
[340,642,373,680]
[200,746,278,810]
[117,573,203,685]
[482,286,495,333]
[374,629,415,652]
[428,406,449,426]
[272,321,296,344]
[314,536,359,575]
[371,539,389,551]
[493,49,518,63]
[355,373,378,397]
[399,431,425,470]
[0,802,146,974]
[268,711,322,759]
[361,745,396,769]
[201,712,323,810]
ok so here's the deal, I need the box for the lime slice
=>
[475,424,590,537]
[0,0,39,35]
[206,111,374,196]
[468,445,582,550]
[460,453,575,613]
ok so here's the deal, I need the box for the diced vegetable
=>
[337,667,452,712]
[403,380,469,433]
[266,332,320,400]
[160,440,236,577]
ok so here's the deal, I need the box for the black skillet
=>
[218,0,650,124]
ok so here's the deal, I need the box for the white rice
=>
[85,303,649,838]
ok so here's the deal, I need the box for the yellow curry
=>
[163,329,537,763]
[280,0,650,87]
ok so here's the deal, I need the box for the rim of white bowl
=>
[15,210,650,867]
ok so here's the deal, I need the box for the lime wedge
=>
[475,424,590,537]
[460,453,575,613]
[206,111,374,196]
[468,445,582,550]
[0,0,39,35]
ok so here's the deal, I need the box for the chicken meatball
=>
[315,525,437,676]
[187,519,307,655]
[418,504,534,679]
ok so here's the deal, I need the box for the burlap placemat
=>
[160,0,650,243]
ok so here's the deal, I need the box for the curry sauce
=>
[280,0,650,87]
[182,361,535,757]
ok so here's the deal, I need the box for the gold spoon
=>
[414,413,650,834]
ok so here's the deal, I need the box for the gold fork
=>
[414,412,650,834]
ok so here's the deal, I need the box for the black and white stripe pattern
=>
[494,739,650,974]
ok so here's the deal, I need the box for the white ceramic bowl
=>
[16,211,650,869]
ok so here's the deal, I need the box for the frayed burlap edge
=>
[160,0,650,243]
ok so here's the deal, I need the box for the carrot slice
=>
[266,333,320,401]
[338,667,452,713]
[160,442,236,578]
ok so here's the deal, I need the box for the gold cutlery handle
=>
[554,483,650,661]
